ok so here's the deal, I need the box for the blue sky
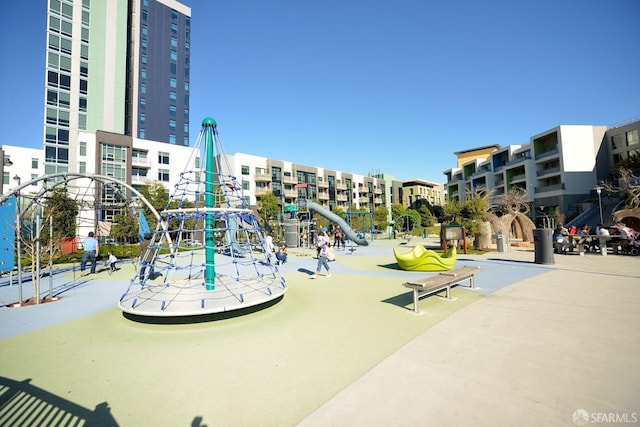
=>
[2,0,639,182]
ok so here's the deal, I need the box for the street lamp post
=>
[595,186,603,224]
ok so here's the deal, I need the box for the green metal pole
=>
[203,117,216,290]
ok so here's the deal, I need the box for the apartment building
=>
[442,122,640,224]
[391,179,445,210]
[220,152,388,214]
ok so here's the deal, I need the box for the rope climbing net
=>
[118,118,287,317]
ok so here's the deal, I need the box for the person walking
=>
[310,231,332,279]
[80,231,99,275]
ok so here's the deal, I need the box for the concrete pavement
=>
[300,247,640,427]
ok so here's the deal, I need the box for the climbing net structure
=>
[117,118,287,317]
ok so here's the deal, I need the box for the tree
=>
[441,200,462,224]
[139,181,169,231]
[111,209,139,243]
[257,192,283,237]
[417,204,435,228]
[43,187,78,242]
[603,167,640,209]
[373,205,389,231]
[391,203,406,230]
[257,192,281,221]
[488,187,535,244]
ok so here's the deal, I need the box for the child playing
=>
[107,250,118,273]
[275,243,288,265]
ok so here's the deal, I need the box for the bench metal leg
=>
[413,290,419,313]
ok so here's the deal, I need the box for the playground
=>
[0,237,639,426]
[1,118,638,425]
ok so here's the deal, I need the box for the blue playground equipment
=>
[117,118,287,317]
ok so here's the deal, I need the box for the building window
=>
[158,152,170,165]
[158,169,170,182]
[79,142,87,156]
[141,83,146,94]
[171,36,177,47]
[241,165,250,175]
[139,129,145,138]
[31,158,38,169]
[169,134,176,144]
[140,113,145,123]
[169,119,176,130]
[184,137,189,146]
[627,130,639,146]
[141,68,147,79]
[169,91,176,101]
[184,108,189,119]
[79,161,86,173]
[140,98,146,108]
[170,77,177,88]
[80,44,88,60]
[612,134,624,150]
[171,50,177,61]
[169,105,176,116]
[184,123,189,133]
[242,180,250,191]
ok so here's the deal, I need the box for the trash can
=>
[496,231,505,252]
[533,228,554,264]
[284,219,299,248]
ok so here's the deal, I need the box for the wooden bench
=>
[402,266,481,313]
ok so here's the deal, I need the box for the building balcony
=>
[284,189,298,198]
[131,175,148,185]
[535,148,560,161]
[359,196,369,204]
[535,183,565,193]
[131,158,151,168]
[336,183,348,191]
[336,194,348,202]
[374,188,382,195]
[536,167,561,177]
[283,175,297,184]
[318,192,329,200]
[318,181,328,188]
[509,174,526,183]
[255,186,270,196]
[374,197,383,204]
[254,173,271,182]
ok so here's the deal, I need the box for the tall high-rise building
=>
[43,0,191,177]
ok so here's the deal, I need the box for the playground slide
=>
[307,201,369,246]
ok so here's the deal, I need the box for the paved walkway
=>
[300,247,640,426]
[0,240,638,426]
